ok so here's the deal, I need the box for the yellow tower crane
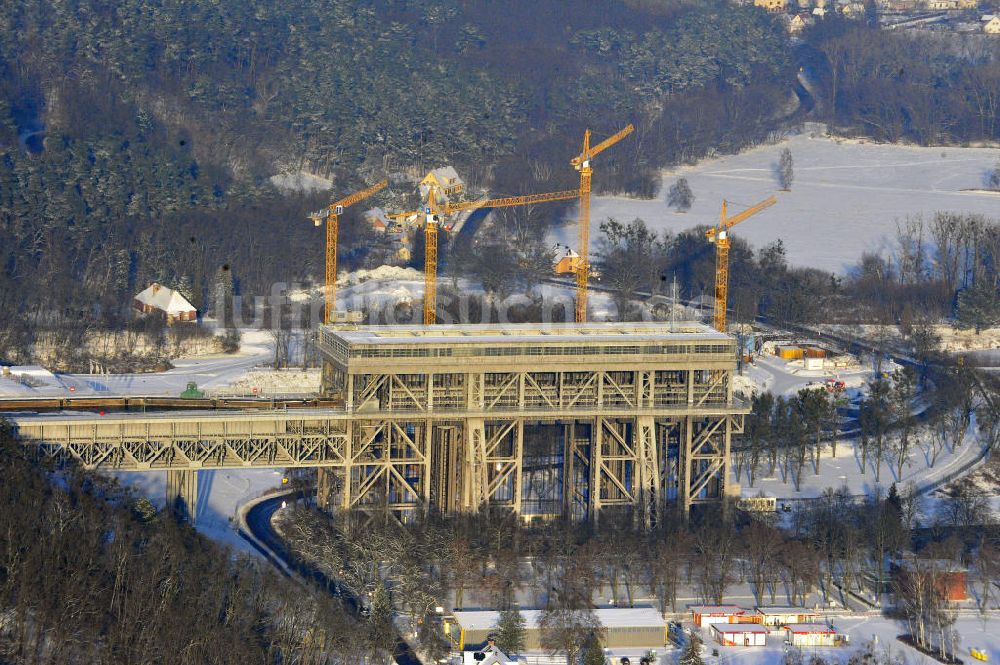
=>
[309,179,388,325]
[704,195,777,332]
[416,187,581,324]
[570,123,634,323]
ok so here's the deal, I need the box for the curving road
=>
[242,494,423,665]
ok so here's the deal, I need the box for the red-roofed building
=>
[754,606,819,626]
[712,623,768,647]
[690,605,748,627]
[785,624,848,647]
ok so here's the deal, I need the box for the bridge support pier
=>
[316,467,333,510]
[167,469,199,523]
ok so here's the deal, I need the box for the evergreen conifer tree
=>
[583,634,607,665]
[679,633,705,665]
[955,282,1000,333]
[365,580,396,661]
[667,177,694,212]
[779,148,794,190]
[495,608,527,656]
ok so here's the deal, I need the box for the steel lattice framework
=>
[12,322,747,525]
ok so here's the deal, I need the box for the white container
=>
[804,357,824,371]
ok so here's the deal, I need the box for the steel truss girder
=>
[347,419,429,517]
[38,434,349,471]
[344,366,733,415]
[15,365,744,522]
[464,418,523,512]
[681,414,735,511]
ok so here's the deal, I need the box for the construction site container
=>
[690,605,747,627]
[803,357,823,371]
[776,346,803,360]
[785,624,847,647]
[803,347,826,358]
[753,607,818,626]
[712,623,768,647]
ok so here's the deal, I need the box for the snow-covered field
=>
[817,323,1000,355]
[737,432,988,502]
[550,132,1000,274]
[0,329,275,397]
[734,354,994,503]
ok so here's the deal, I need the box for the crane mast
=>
[420,187,581,325]
[423,186,441,325]
[705,195,777,332]
[576,150,592,324]
[310,179,388,325]
[570,123,634,323]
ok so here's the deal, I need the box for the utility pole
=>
[670,274,679,332]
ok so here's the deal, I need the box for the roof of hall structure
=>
[324,321,729,347]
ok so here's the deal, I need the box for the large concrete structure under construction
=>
[10,322,746,523]
[315,321,745,522]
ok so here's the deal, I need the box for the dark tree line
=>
[0,420,367,664]
[806,17,1000,144]
[850,213,1000,330]
[596,217,838,326]
[596,213,1000,330]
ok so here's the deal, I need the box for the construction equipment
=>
[570,123,634,323]
[179,382,205,399]
[418,186,580,325]
[309,179,388,324]
[705,195,777,332]
[422,187,441,326]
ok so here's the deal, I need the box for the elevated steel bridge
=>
[8,321,747,526]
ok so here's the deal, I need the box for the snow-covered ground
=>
[732,353,996,506]
[0,329,275,397]
[268,170,332,193]
[550,132,1000,274]
[333,265,426,314]
[704,616,1000,665]
[221,368,321,396]
[737,432,988,502]
[112,468,284,555]
[817,323,1000,355]
[743,355,872,400]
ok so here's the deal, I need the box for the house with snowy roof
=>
[133,283,197,324]
[984,15,1000,33]
[363,207,391,233]
[789,13,812,32]
[419,166,465,203]
[755,0,788,12]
